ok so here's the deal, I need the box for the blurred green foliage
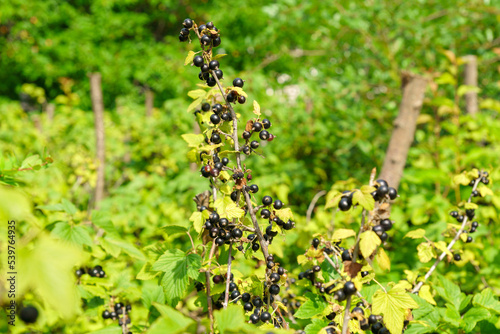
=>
[0,0,499,333]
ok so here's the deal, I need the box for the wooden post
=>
[379,73,427,190]
[463,55,478,117]
[89,73,106,209]
[145,88,154,117]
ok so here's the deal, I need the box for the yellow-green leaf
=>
[212,53,227,60]
[325,190,342,210]
[253,100,261,116]
[352,189,375,211]
[376,248,391,271]
[360,231,381,258]
[405,229,426,239]
[189,210,209,233]
[434,241,452,257]
[453,173,471,186]
[181,134,205,148]
[187,97,203,113]
[417,242,436,263]
[275,208,293,222]
[187,89,207,100]
[372,285,419,334]
[419,285,436,305]
[478,184,494,197]
[361,185,376,194]
[230,86,247,98]
[184,51,196,65]
[332,229,356,241]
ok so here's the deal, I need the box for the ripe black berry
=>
[376,179,388,188]
[450,211,459,218]
[361,271,369,277]
[179,34,188,42]
[201,64,210,73]
[454,254,461,261]
[193,55,204,67]
[244,302,253,311]
[270,273,280,282]
[221,157,229,166]
[230,191,238,202]
[209,60,219,70]
[259,130,270,140]
[198,24,207,33]
[206,21,214,29]
[342,249,352,262]
[114,303,123,312]
[110,311,117,320]
[214,162,223,170]
[238,96,246,104]
[213,36,221,47]
[211,133,221,144]
[253,298,263,308]
[312,238,320,248]
[215,237,225,246]
[262,118,271,129]
[371,322,383,332]
[388,187,397,200]
[230,290,240,300]
[379,232,389,242]
[343,281,356,295]
[457,215,464,223]
[210,114,221,124]
[213,69,223,79]
[252,243,260,251]
[232,228,242,239]
[249,313,259,324]
[334,289,346,302]
[466,209,475,219]
[248,233,256,240]
[313,265,321,272]
[466,236,473,243]
[199,71,209,80]
[76,268,84,277]
[372,225,384,237]
[278,267,285,275]
[376,185,389,197]
[269,284,280,295]
[210,212,220,224]
[242,131,251,139]
[380,219,392,231]
[283,220,293,230]
[481,177,489,184]
[206,76,216,87]
[213,275,223,284]
[471,221,479,228]
[250,140,259,149]
[472,190,479,197]
[368,314,377,324]
[242,145,251,155]
[102,310,111,319]
[273,199,283,210]
[261,311,271,322]
[227,91,236,103]
[338,197,351,211]
[352,307,364,315]
[326,312,336,320]
[242,293,251,303]
[180,28,190,36]
[252,122,263,132]
[262,196,273,206]
[183,18,193,28]
[379,328,390,334]
[261,209,270,218]
[266,225,278,237]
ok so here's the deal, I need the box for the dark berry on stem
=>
[454,254,461,261]
[379,232,389,242]
[232,228,242,238]
[198,24,206,33]
[230,290,240,300]
[376,179,388,188]
[376,185,389,197]
[114,303,123,312]
[274,199,283,210]
[313,265,321,272]
[180,28,189,36]
[253,298,263,308]
[215,237,225,246]
[466,236,473,243]
[242,131,251,139]
[267,261,275,269]
[206,21,214,29]
[211,133,221,144]
[472,221,479,228]
[179,34,188,42]
[373,225,384,237]
[201,64,210,73]
[244,302,253,311]
[380,219,392,231]
[252,122,263,132]
[262,196,273,206]
[222,157,229,165]
[231,191,238,202]
[201,35,212,45]
[213,36,221,47]
[352,307,364,315]
[361,271,369,277]
[250,140,259,149]
[379,328,390,334]
[283,220,293,230]
[312,238,320,248]
[262,118,271,129]
[261,209,271,218]
[233,78,244,87]
[450,211,459,218]
[227,91,236,102]
[388,187,397,200]
[343,281,356,295]
[368,314,377,324]
[242,145,251,155]
[207,76,216,87]
[457,215,464,223]
[250,313,259,324]
[259,130,269,140]
[371,322,383,333]
[210,113,221,124]
[269,284,280,295]
[270,273,280,282]
[193,56,204,67]
[214,69,223,79]
[261,311,271,322]
[102,310,111,319]
[214,162,223,170]
[209,60,219,70]
[252,243,260,251]
[242,293,251,302]
[238,96,246,104]
[183,18,193,28]
[110,311,117,319]
[342,249,352,262]
[338,197,351,211]
[335,289,346,302]
[278,267,285,275]
[326,312,336,320]
[248,233,256,240]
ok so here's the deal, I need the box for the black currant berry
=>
[380,219,392,231]
[250,140,259,149]
[238,96,246,104]
[371,322,383,333]
[209,60,219,70]
[214,162,223,170]
[342,249,352,262]
[326,312,336,320]
[179,34,188,42]
[472,190,479,197]
[313,265,321,272]
[376,185,389,197]
[253,298,263,308]
[373,225,384,237]
[261,311,271,322]
[110,311,117,320]
[259,130,269,140]
[262,196,273,206]
[221,157,229,166]
[388,187,397,200]
[244,302,253,311]
[261,209,271,218]
[466,236,473,243]
[198,24,207,33]
[312,238,320,248]
[214,69,223,79]
[252,243,260,251]
[361,271,369,277]
[376,179,388,188]
[269,284,280,295]
[207,76,216,87]
[472,221,479,228]
[230,290,240,300]
[242,131,251,139]
[249,313,259,324]
[209,212,220,224]
[273,199,283,210]
[379,328,390,334]
[481,177,489,184]
[262,118,271,129]
[343,281,356,295]
[278,267,285,275]
[213,36,221,47]
[233,77,244,88]
[338,197,351,211]
[270,273,280,282]
[379,232,389,242]
[242,145,251,155]
[183,18,193,28]
[266,225,278,237]
[199,71,209,80]
[248,233,256,240]
[213,275,223,284]
[450,211,459,218]
[360,320,370,330]
[211,133,221,144]
[283,220,293,230]
[230,191,238,202]
[210,114,221,124]
[206,21,214,29]
[201,64,210,73]
[368,314,378,324]
[454,254,461,261]
[252,122,263,132]
[334,289,346,302]
[232,228,242,239]
[466,209,475,219]
[215,237,225,246]
[227,91,236,103]
[193,55,204,67]
[457,215,464,223]
[352,307,364,315]
[242,293,251,303]
[101,309,112,321]
[114,303,123,312]
[76,269,84,277]
[180,28,189,36]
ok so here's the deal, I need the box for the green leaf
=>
[214,304,250,334]
[61,199,77,215]
[325,190,342,210]
[352,189,375,211]
[275,207,293,222]
[419,285,436,305]
[189,211,209,234]
[51,222,93,247]
[405,229,426,239]
[161,225,189,235]
[372,285,419,334]
[434,275,462,309]
[20,154,42,169]
[37,203,65,212]
[153,249,202,306]
[360,230,381,258]
[253,100,261,116]
[148,302,195,334]
[181,133,205,148]
[187,97,203,113]
[187,89,207,100]
[453,173,471,186]
[376,247,391,271]
[89,326,122,334]
[462,307,490,332]
[478,184,494,197]
[184,50,196,66]
[305,319,330,334]
[457,85,481,97]
[443,306,461,327]
[136,262,160,280]
[214,196,244,219]
[294,292,329,319]
[91,211,119,238]
[473,289,500,314]
[104,237,146,260]
[212,53,227,60]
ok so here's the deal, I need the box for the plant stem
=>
[412,175,482,294]
[223,243,233,308]
[205,241,217,333]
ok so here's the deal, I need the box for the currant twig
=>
[223,243,233,308]
[412,174,483,294]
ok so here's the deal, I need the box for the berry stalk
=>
[412,173,483,294]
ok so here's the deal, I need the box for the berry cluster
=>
[179,18,222,47]
[203,210,243,247]
[338,179,397,212]
[102,302,132,331]
[75,265,106,278]
[241,116,275,155]
[200,151,229,179]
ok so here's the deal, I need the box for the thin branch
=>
[412,175,482,294]
[205,241,217,333]
[306,190,327,223]
[223,243,233,308]
[373,278,387,293]
[186,231,196,252]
